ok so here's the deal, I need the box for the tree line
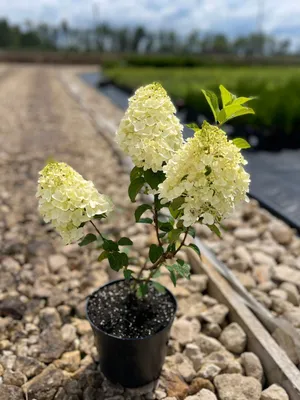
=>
[0,18,293,56]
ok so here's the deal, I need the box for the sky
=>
[0,0,299,46]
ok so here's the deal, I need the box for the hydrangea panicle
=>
[37,161,113,244]
[158,121,250,227]
[116,82,183,172]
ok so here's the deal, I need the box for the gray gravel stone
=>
[0,385,24,400]
[219,323,247,354]
[240,352,264,383]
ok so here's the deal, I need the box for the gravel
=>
[0,65,291,399]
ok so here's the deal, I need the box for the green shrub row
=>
[104,66,300,144]
[102,54,300,69]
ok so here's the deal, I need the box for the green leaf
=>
[118,237,133,246]
[152,281,166,294]
[78,234,97,247]
[232,96,257,106]
[232,138,251,149]
[108,252,123,271]
[98,250,109,262]
[186,122,199,130]
[202,89,220,122]
[139,217,153,224]
[217,104,255,124]
[128,177,145,202]
[94,213,106,220]
[120,252,129,267]
[167,243,176,253]
[123,269,134,280]
[168,229,182,243]
[168,261,191,279]
[102,239,119,251]
[158,232,167,239]
[208,224,221,237]
[169,197,185,219]
[188,243,201,257]
[169,270,177,286]
[219,84,236,107]
[136,283,148,298]
[188,227,196,238]
[152,269,162,278]
[130,166,144,181]
[135,204,152,222]
[205,166,212,176]
[158,220,173,232]
[149,244,164,263]
[144,169,165,189]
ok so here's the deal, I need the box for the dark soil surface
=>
[87,280,176,339]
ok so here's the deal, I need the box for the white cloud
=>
[0,0,299,45]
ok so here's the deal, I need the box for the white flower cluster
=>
[116,82,183,172]
[37,162,113,244]
[159,122,250,227]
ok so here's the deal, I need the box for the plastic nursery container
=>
[86,279,177,388]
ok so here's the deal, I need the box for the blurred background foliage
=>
[1,17,300,149]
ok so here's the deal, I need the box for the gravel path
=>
[0,65,292,400]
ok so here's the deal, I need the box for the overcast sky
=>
[1,0,299,45]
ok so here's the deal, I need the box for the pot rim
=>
[86,278,177,342]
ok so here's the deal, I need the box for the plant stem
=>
[153,194,162,246]
[174,229,188,256]
[90,220,104,239]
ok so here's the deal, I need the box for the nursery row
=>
[104,65,300,149]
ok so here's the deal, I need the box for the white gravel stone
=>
[48,254,68,272]
[171,319,199,345]
[195,334,224,355]
[219,323,247,354]
[240,352,264,382]
[214,373,262,400]
[197,389,217,400]
[269,221,293,245]
[261,384,289,400]
[200,304,229,325]
[234,228,258,241]
[197,363,221,380]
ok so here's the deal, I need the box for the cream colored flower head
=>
[159,122,250,227]
[37,161,113,244]
[116,82,183,172]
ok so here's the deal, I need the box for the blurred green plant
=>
[104,66,300,139]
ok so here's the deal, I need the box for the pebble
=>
[260,384,289,400]
[234,228,258,241]
[22,364,64,400]
[39,307,62,330]
[280,282,299,306]
[48,254,68,272]
[269,221,293,245]
[214,373,262,400]
[171,319,198,345]
[197,363,221,380]
[200,304,229,325]
[194,334,223,355]
[197,389,217,400]
[240,352,264,383]
[188,377,215,395]
[219,323,247,354]
[3,369,27,386]
[0,385,24,400]
[177,358,196,382]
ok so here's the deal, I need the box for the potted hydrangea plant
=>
[36,83,254,388]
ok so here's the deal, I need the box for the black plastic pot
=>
[86,279,177,388]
